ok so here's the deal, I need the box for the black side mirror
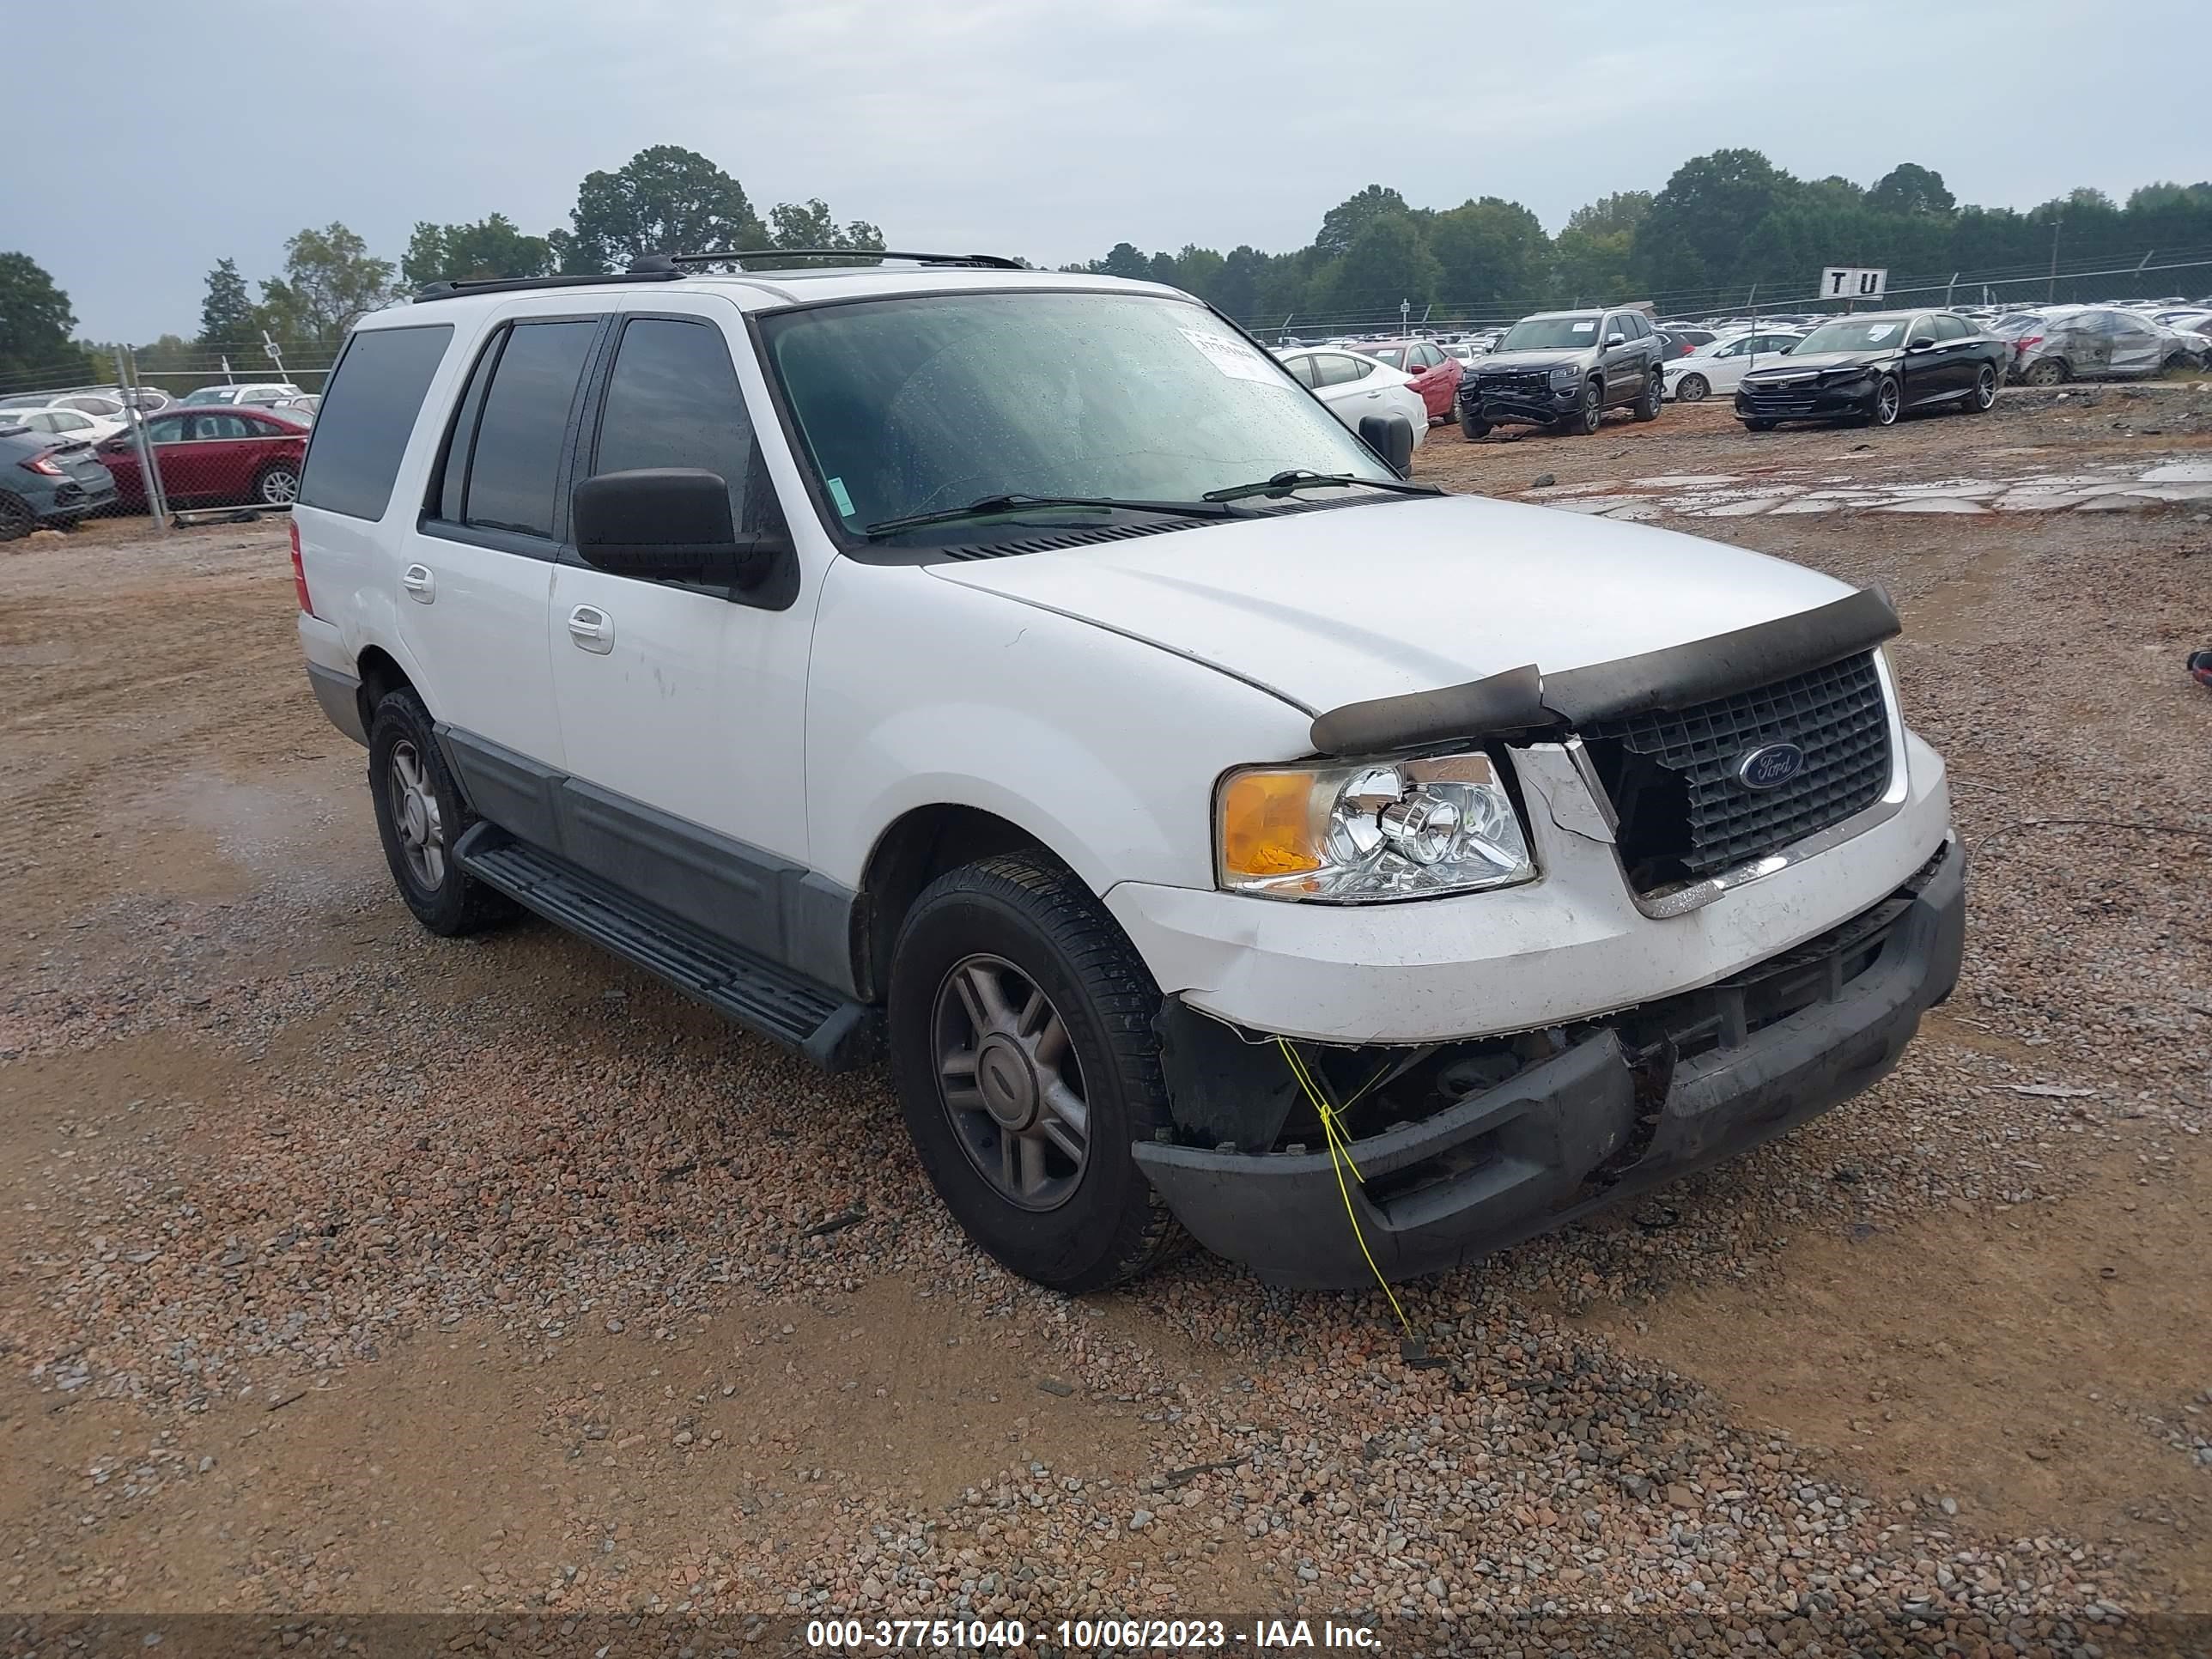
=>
[1907,337,1936,352]
[1358,413,1415,478]
[573,468,787,592]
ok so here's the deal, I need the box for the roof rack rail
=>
[627,249,1026,272]
[414,269,684,302]
[410,248,1027,304]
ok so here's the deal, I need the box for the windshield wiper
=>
[1200,470,1443,504]
[863,493,1250,538]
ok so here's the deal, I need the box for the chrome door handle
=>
[401,564,434,604]
[567,605,613,654]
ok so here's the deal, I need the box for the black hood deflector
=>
[1307,586,1899,757]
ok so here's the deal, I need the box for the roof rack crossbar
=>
[627,249,1025,272]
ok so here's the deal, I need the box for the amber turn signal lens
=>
[1218,770,1322,879]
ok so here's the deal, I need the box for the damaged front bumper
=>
[1133,839,1965,1289]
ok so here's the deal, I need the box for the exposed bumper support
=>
[1133,840,1965,1289]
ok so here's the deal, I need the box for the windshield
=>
[1498,317,1604,350]
[1790,318,1913,354]
[759,291,1395,539]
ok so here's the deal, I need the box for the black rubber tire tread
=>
[366,687,516,937]
[1459,416,1490,441]
[1742,419,1776,432]
[888,852,1185,1291]
[1632,371,1661,421]
[0,493,33,542]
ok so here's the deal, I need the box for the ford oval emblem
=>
[1736,742,1807,790]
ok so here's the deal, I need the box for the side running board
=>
[454,827,881,1072]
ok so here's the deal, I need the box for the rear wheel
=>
[255,462,301,506]
[1969,362,1998,412]
[2022,357,2068,387]
[1632,370,1661,422]
[0,493,33,542]
[367,688,516,937]
[888,853,1182,1291]
[1674,373,1711,403]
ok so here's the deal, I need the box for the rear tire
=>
[367,688,517,937]
[255,462,301,506]
[888,853,1183,1292]
[0,493,33,542]
[2022,357,2067,387]
[1632,371,1661,422]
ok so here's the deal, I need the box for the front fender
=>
[805,559,1312,896]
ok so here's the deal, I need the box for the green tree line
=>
[1069,155,2212,325]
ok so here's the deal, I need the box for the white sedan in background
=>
[1,405,127,446]
[1273,348,1430,447]
[1663,331,1808,402]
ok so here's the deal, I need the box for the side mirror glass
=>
[573,467,786,591]
[1357,413,1415,478]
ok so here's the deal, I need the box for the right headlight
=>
[1547,365,1583,390]
[1216,751,1536,902]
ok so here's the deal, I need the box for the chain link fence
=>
[1244,249,2212,343]
[0,337,339,541]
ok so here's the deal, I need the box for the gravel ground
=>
[2,393,2209,1655]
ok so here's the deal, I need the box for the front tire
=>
[367,688,516,937]
[1674,373,1711,403]
[1870,374,1902,427]
[1632,370,1661,422]
[888,853,1182,1291]
[1969,362,1998,412]
[1561,380,1602,435]
[1741,419,1777,433]
[1459,412,1490,440]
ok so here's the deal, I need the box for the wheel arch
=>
[355,643,415,734]
[853,804,1056,1003]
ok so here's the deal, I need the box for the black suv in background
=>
[1458,308,1664,439]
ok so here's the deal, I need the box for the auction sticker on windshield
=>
[1863,324,1899,341]
[1180,327,1286,386]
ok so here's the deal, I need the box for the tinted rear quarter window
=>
[299,325,453,520]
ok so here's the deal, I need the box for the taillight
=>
[289,519,316,617]
[18,453,66,477]
[2015,335,2041,351]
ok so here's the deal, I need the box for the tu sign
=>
[1820,266,1888,300]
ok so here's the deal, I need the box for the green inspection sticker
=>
[826,477,855,516]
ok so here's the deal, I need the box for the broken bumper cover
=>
[1462,383,1577,427]
[1133,840,1965,1290]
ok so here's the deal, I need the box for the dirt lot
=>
[2,386,2209,1652]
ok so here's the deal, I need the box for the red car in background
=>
[97,407,307,508]
[1358,339,1463,422]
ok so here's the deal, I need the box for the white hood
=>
[925,494,1854,714]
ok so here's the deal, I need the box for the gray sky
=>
[13,0,2209,343]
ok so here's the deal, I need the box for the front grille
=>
[1475,370,1549,398]
[1580,651,1893,892]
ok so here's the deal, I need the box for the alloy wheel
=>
[386,739,446,889]
[1678,374,1708,402]
[1875,379,1901,425]
[932,953,1089,1212]
[259,467,300,505]
[1973,366,1997,410]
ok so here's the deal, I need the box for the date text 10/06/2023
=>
[804,1618,1382,1650]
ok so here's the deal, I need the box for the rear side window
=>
[590,317,757,531]
[1315,354,1367,388]
[1280,355,1319,389]
[299,324,453,521]
[461,320,599,539]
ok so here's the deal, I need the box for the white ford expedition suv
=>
[292,251,1963,1294]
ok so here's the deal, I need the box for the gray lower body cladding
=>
[1133,839,1965,1289]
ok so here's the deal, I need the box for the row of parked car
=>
[0,382,320,538]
